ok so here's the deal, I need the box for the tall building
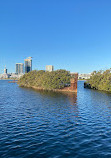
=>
[24,57,32,73]
[16,63,24,74]
[46,65,54,72]
[4,66,7,74]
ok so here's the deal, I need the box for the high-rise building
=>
[4,66,7,74]
[24,57,32,73]
[46,65,54,72]
[16,63,24,74]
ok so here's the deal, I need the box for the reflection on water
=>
[0,80,111,158]
[21,87,77,102]
[66,92,77,105]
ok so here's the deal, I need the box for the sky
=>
[0,0,111,74]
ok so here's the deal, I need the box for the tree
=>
[18,69,71,90]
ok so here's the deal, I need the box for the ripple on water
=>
[0,81,111,157]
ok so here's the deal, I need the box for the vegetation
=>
[85,69,111,92]
[18,69,71,90]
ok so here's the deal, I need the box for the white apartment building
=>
[46,65,54,72]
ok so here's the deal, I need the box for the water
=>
[0,80,111,158]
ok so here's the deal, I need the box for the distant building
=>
[4,66,7,74]
[16,63,24,74]
[0,74,10,79]
[0,65,24,79]
[0,66,10,79]
[46,65,54,72]
[24,57,32,73]
[70,73,91,80]
[78,73,91,79]
[9,73,24,79]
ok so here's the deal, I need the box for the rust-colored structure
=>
[59,73,78,92]
[70,73,78,91]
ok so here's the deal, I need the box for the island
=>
[84,69,111,92]
[18,70,78,92]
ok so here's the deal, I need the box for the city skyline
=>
[1,0,111,73]
[0,55,110,74]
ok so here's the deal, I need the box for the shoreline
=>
[20,85,77,93]
[0,79,18,81]
[84,82,111,93]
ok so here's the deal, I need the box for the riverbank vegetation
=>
[85,69,111,92]
[18,70,71,90]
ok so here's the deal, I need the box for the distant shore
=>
[0,79,18,81]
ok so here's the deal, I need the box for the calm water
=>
[0,80,111,158]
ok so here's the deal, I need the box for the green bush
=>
[86,69,111,92]
[18,69,71,90]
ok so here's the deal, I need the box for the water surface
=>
[0,81,111,158]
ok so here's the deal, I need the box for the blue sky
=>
[0,0,111,73]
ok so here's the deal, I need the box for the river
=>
[0,80,111,158]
